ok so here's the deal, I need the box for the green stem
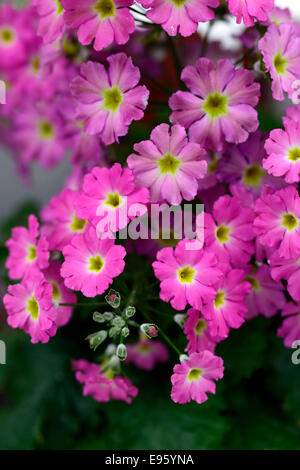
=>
[140,309,182,356]
[166,34,182,84]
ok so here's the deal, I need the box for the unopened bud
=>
[116,343,127,361]
[86,330,107,350]
[105,289,121,308]
[140,323,159,339]
[122,326,130,338]
[93,311,114,323]
[109,326,121,338]
[174,314,187,329]
[124,306,136,319]
[180,354,189,363]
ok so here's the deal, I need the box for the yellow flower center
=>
[27,295,39,320]
[158,153,181,175]
[104,192,123,209]
[243,164,264,186]
[50,282,60,301]
[214,290,225,309]
[171,0,188,7]
[70,215,87,232]
[216,224,230,244]
[282,213,298,231]
[39,120,54,140]
[56,0,64,15]
[202,92,228,120]
[177,265,195,284]
[27,245,37,262]
[194,318,206,335]
[88,255,104,273]
[188,368,203,381]
[273,53,287,75]
[288,147,300,162]
[245,276,260,291]
[94,0,116,18]
[0,27,15,44]
[103,86,123,112]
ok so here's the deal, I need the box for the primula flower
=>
[277,302,300,348]
[41,188,88,251]
[43,261,77,327]
[61,0,135,51]
[152,239,223,311]
[3,271,57,344]
[254,185,300,259]
[141,0,220,37]
[127,123,207,205]
[61,226,126,297]
[169,58,260,151]
[228,0,274,26]
[202,269,251,338]
[269,252,300,302]
[264,119,300,184]
[70,55,149,145]
[171,351,223,405]
[76,163,149,234]
[5,214,49,280]
[204,195,255,267]
[243,264,286,320]
[184,308,220,353]
[72,359,138,403]
[258,23,300,102]
[126,339,169,370]
[33,0,66,44]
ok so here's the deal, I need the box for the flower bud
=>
[140,323,159,339]
[86,330,107,350]
[109,326,120,338]
[174,314,187,329]
[122,326,130,338]
[116,343,127,361]
[111,316,125,328]
[124,306,136,319]
[180,354,189,363]
[105,289,121,308]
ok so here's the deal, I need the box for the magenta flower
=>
[270,252,300,302]
[228,0,274,26]
[126,339,169,371]
[171,351,224,405]
[141,0,219,37]
[258,23,300,101]
[127,124,207,205]
[61,0,135,51]
[61,226,126,297]
[277,302,300,348]
[5,215,49,280]
[72,359,138,403]
[76,163,149,233]
[169,58,260,151]
[204,195,255,267]
[41,188,88,251]
[33,0,66,44]
[3,271,57,344]
[202,269,251,338]
[184,308,220,354]
[70,55,149,145]
[264,119,300,184]
[254,185,300,259]
[244,264,286,320]
[43,261,77,327]
[152,239,223,311]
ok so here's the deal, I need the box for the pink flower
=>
[43,261,77,327]
[264,119,300,184]
[41,188,88,251]
[127,124,207,205]
[277,302,300,348]
[152,239,223,311]
[244,264,286,320]
[61,226,126,297]
[3,270,57,344]
[141,0,220,37]
[228,0,274,26]
[204,195,255,267]
[5,215,49,280]
[76,163,149,233]
[171,351,224,404]
[269,251,300,302]
[184,308,220,353]
[254,185,300,259]
[258,23,300,101]
[61,0,135,51]
[126,339,169,370]
[202,269,251,338]
[169,58,260,151]
[72,359,138,403]
[70,55,149,145]
[33,0,66,44]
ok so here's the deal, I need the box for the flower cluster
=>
[2,0,300,408]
